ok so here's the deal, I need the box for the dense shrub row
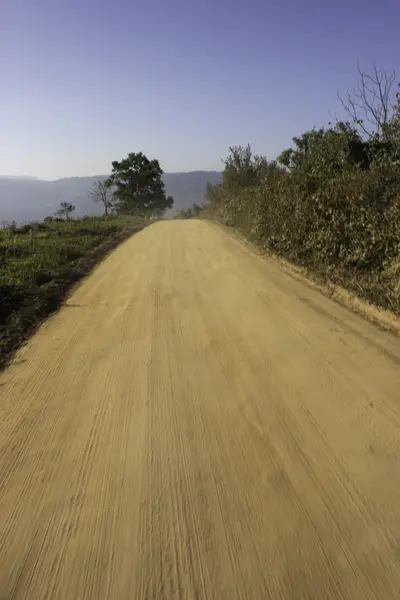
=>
[203,72,400,314]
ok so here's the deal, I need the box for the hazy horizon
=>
[1,0,399,179]
[0,169,222,182]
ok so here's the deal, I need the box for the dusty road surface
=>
[1,220,400,599]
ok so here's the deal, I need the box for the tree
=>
[222,145,269,190]
[175,203,203,219]
[338,63,396,140]
[105,152,174,217]
[277,124,371,175]
[88,179,114,216]
[55,201,75,220]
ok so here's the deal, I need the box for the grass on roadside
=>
[0,215,146,370]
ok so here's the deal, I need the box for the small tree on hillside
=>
[88,179,114,216]
[105,152,174,217]
[55,201,75,220]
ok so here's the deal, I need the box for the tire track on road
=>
[1,220,400,598]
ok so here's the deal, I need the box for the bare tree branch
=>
[88,180,114,216]
[338,63,396,139]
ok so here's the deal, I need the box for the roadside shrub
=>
[203,129,400,314]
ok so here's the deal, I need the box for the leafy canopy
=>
[106,152,173,216]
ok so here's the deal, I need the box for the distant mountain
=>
[0,171,221,224]
[0,175,40,180]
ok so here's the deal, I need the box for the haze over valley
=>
[0,171,221,223]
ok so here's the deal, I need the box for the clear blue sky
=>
[1,0,398,179]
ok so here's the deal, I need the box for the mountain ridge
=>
[0,171,221,223]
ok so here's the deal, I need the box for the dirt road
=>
[1,220,400,599]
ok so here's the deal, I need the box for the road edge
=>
[0,222,148,372]
[208,220,400,338]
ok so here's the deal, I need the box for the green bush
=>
[203,121,400,314]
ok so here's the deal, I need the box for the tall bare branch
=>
[338,63,396,139]
[88,180,114,216]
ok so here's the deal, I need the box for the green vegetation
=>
[203,64,400,315]
[175,203,203,219]
[105,152,174,216]
[0,150,173,368]
[0,215,145,369]
[55,201,76,220]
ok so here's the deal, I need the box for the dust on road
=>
[1,220,400,599]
